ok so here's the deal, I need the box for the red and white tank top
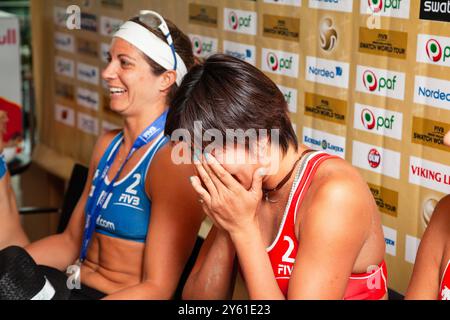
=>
[440,260,450,300]
[266,151,388,300]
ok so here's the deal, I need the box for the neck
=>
[262,144,309,196]
[122,101,167,151]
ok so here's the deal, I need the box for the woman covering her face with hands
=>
[165,54,388,300]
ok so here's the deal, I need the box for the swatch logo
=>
[319,18,337,51]
[368,148,381,168]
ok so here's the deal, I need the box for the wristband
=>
[0,154,7,179]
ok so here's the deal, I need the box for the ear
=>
[158,70,177,92]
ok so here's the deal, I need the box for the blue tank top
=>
[86,131,169,243]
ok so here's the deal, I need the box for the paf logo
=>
[224,8,257,35]
[363,70,378,92]
[262,48,299,78]
[355,103,403,140]
[362,0,410,18]
[356,65,405,100]
[426,38,442,62]
[417,34,450,67]
[189,34,217,58]
[368,148,381,168]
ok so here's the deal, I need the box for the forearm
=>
[231,226,285,300]
[25,232,80,271]
[102,281,174,300]
[183,229,237,300]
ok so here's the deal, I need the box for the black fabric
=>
[0,246,70,300]
[68,284,106,300]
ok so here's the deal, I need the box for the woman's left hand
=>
[190,152,266,236]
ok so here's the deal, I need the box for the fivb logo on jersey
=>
[224,8,257,35]
[189,34,218,58]
[262,48,299,78]
[354,103,403,140]
[361,0,411,18]
[417,34,450,68]
[356,66,405,100]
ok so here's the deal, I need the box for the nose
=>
[101,60,118,82]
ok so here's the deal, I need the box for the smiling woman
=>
[0,10,203,300]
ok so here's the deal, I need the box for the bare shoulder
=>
[146,142,196,194]
[429,194,450,233]
[300,157,374,235]
[311,157,372,202]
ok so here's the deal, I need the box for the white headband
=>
[113,14,187,86]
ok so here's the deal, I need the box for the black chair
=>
[19,163,88,233]
[18,162,202,297]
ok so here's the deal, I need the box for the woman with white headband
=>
[0,11,203,300]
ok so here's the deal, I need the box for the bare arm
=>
[25,131,118,270]
[182,225,238,300]
[405,195,450,300]
[103,144,205,299]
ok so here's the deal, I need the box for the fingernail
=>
[204,152,212,162]
[189,176,195,184]
[258,168,267,176]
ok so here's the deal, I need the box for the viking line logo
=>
[363,70,378,92]
[229,11,239,30]
[361,108,376,130]
[426,39,442,62]
[368,148,381,168]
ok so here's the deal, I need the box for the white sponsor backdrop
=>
[32,0,450,295]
